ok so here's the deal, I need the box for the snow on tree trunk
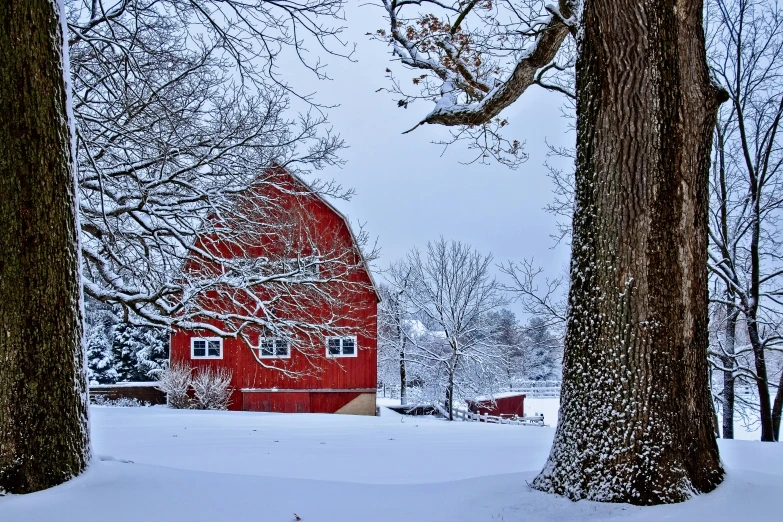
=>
[531,0,725,504]
[0,0,90,493]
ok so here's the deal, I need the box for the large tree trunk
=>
[0,0,90,493]
[722,303,736,439]
[531,0,725,504]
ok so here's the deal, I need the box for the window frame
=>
[325,336,358,358]
[190,337,223,360]
[257,338,291,359]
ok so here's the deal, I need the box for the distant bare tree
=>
[706,0,783,441]
[403,239,506,420]
[378,264,418,405]
[499,258,567,337]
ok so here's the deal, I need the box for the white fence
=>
[377,380,563,401]
[509,380,562,398]
[377,383,404,399]
[440,404,546,426]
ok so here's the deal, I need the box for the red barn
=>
[170,166,379,415]
[466,393,526,418]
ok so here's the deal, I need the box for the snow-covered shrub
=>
[191,367,233,410]
[157,362,192,409]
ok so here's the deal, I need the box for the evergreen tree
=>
[112,323,168,382]
[84,298,118,384]
[521,317,561,381]
[487,309,525,387]
[85,327,118,385]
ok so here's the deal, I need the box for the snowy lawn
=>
[1,403,781,522]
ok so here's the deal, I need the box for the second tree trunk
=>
[532,0,725,504]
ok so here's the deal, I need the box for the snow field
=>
[1,402,781,522]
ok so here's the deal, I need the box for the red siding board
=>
[243,392,311,413]
[241,391,361,414]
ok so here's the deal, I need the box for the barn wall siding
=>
[240,391,375,414]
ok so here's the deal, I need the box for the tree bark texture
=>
[531,0,725,504]
[0,0,90,493]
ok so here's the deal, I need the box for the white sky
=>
[291,3,574,313]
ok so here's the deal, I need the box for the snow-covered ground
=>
[1,402,781,521]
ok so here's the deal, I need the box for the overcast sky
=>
[291,3,575,315]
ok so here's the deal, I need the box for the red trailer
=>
[466,392,526,418]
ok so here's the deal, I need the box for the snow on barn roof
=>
[402,319,446,339]
[472,391,528,402]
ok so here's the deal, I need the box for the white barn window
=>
[326,336,357,357]
[191,337,223,359]
[259,339,290,359]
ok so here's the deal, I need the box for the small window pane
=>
[208,340,221,357]
[260,340,274,357]
[275,340,289,357]
[342,338,355,355]
[328,338,341,355]
[193,340,206,357]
